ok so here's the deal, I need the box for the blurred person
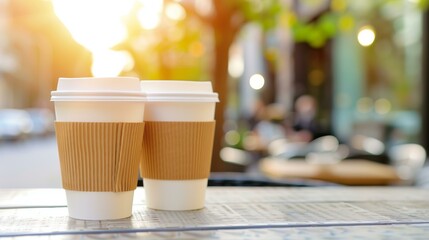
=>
[244,103,288,152]
[254,103,288,145]
[292,95,322,141]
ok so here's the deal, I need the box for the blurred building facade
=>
[0,0,428,171]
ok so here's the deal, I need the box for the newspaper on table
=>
[1,187,429,238]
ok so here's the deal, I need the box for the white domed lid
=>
[140,80,219,102]
[51,77,146,102]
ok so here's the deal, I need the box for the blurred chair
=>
[348,121,391,165]
[305,135,345,164]
[346,134,389,164]
[349,134,385,155]
[388,144,426,185]
[352,121,389,144]
[220,147,253,166]
[308,135,339,152]
[308,135,340,152]
[267,138,309,159]
[267,135,345,163]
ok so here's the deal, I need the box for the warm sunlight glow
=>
[229,57,244,78]
[91,50,134,77]
[357,26,376,47]
[249,74,265,90]
[189,41,205,57]
[165,2,186,21]
[52,0,133,51]
[138,0,164,30]
[194,0,213,17]
[228,44,244,78]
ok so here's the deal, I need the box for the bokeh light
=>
[165,2,186,21]
[375,98,392,115]
[194,0,213,17]
[249,74,265,90]
[224,130,241,146]
[137,0,164,30]
[357,26,376,47]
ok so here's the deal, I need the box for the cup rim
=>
[51,96,147,102]
[140,80,214,93]
[145,92,219,102]
[51,90,146,97]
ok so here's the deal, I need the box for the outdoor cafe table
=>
[2,187,429,239]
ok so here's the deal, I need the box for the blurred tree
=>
[179,0,282,171]
[115,0,282,171]
[118,0,428,171]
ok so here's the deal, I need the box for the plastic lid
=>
[51,77,146,102]
[140,80,219,102]
[57,77,141,91]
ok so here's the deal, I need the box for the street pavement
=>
[0,136,62,188]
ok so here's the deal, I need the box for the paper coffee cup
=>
[51,77,146,220]
[140,80,218,211]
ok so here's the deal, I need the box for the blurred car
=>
[0,109,33,141]
[26,108,55,136]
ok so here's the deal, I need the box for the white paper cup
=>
[51,77,146,220]
[140,80,218,211]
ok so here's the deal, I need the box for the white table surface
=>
[1,187,429,239]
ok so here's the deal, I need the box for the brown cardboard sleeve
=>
[140,121,215,180]
[55,122,145,192]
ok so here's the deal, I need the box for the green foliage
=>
[318,14,337,38]
[417,0,429,9]
[289,0,428,48]
[291,12,340,48]
[118,8,210,80]
[238,0,282,30]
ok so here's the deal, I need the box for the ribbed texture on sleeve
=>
[140,121,215,180]
[55,122,145,192]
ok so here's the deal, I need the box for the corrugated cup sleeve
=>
[55,122,145,192]
[140,121,215,180]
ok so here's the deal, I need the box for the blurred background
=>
[1,0,429,187]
